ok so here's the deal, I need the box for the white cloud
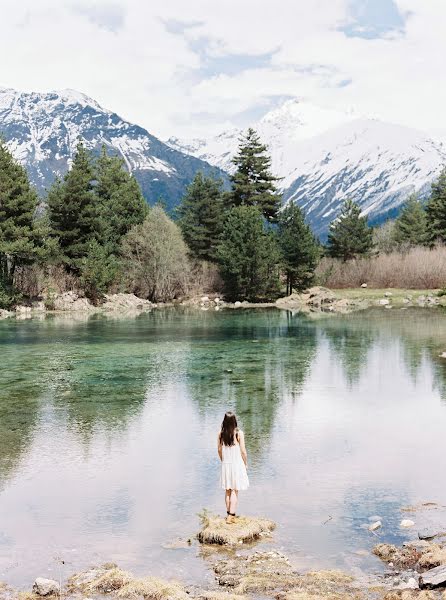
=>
[0,0,445,140]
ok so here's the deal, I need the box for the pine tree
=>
[96,146,148,251]
[217,205,281,302]
[327,199,373,261]
[426,167,446,244]
[79,239,119,304]
[228,128,282,221]
[278,203,319,294]
[393,193,428,246]
[0,140,38,285]
[177,172,223,262]
[47,141,101,270]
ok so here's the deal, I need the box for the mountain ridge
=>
[0,87,227,212]
[168,100,446,236]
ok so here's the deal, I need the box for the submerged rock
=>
[369,520,382,531]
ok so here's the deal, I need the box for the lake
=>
[1,307,446,588]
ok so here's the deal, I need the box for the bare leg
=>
[225,489,231,513]
[229,490,238,515]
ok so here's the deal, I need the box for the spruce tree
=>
[327,199,373,261]
[426,168,446,244]
[177,172,223,262]
[278,203,319,294]
[217,205,280,302]
[47,141,101,270]
[228,128,282,221]
[0,140,38,284]
[96,146,148,251]
[393,193,428,246]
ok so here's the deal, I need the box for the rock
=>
[419,528,439,541]
[15,305,32,313]
[439,352,446,359]
[401,520,415,528]
[384,292,393,297]
[0,309,13,319]
[403,540,432,551]
[403,298,411,304]
[53,291,95,312]
[379,299,390,306]
[32,577,60,596]
[214,297,221,304]
[234,301,242,307]
[361,283,368,288]
[419,564,446,588]
[369,520,382,531]
[396,577,418,590]
[102,293,153,312]
[201,296,210,303]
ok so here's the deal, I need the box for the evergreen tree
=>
[79,239,119,304]
[327,199,373,261]
[393,193,428,246]
[0,140,38,285]
[47,141,100,270]
[177,172,223,262]
[228,128,282,221]
[426,167,446,244]
[217,205,281,302]
[278,203,319,294]
[95,146,148,251]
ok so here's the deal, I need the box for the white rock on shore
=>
[0,309,13,319]
[32,577,60,596]
[102,293,154,311]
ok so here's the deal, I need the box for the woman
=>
[218,411,249,523]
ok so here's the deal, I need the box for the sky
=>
[0,0,445,140]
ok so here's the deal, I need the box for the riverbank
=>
[1,287,445,321]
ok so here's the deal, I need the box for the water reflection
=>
[2,308,446,587]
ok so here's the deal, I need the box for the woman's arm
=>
[217,433,222,461]
[239,431,248,468]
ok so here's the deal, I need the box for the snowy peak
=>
[168,99,446,236]
[0,87,225,211]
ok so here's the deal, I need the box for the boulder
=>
[53,291,95,312]
[419,528,440,541]
[369,520,382,531]
[0,309,13,319]
[201,296,210,303]
[102,293,153,312]
[379,299,390,306]
[234,301,242,307]
[384,291,393,297]
[32,577,60,596]
[419,565,446,589]
[361,283,368,288]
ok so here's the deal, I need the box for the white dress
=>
[220,431,249,491]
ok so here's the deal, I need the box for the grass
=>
[83,567,133,593]
[316,247,446,289]
[116,576,188,600]
[197,514,275,545]
[278,570,361,600]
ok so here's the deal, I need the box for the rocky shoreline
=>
[1,287,445,321]
[4,509,446,600]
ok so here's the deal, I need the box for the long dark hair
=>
[220,411,238,447]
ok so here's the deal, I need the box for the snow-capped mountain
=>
[168,99,446,236]
[0,87,225,212]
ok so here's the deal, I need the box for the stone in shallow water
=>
[32,578,60,596]
[419,564,446,588]
[400,519,415,528]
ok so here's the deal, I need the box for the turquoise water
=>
[1,308,446,587]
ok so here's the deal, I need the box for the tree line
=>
[1,128,446,310]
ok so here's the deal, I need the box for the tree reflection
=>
[185,309,318,462]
